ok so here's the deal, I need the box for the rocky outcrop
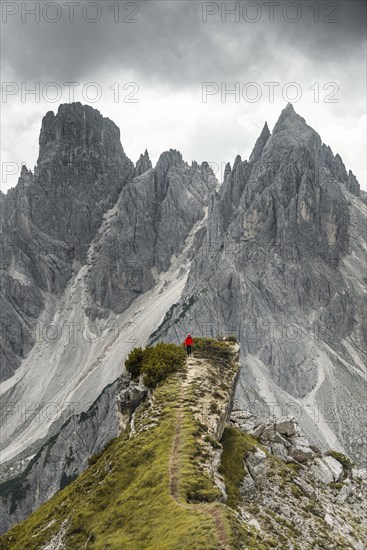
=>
[249,122,270,163]
[232,411,367,548]
[232,412,316,464]
[135,149,152,176]
[115,375,147,430]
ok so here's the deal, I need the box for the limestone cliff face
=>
[85,150,216,314]
[0,103,135,381]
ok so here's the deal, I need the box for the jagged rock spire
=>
[249,122,270,163]
[224,162,231,181]
[136,149,152,176]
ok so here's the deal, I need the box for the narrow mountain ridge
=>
[1,339,365,549]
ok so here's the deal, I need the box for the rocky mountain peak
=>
[135,149,152,176]
[224,162,232,181]
[270,103,320,149]
[37,102,124,172]
[249,121,271,163]
[155,148,184,172]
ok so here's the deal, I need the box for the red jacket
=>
[184,336,193,346]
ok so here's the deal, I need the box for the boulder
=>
[309,458,334,484]
[116,376,147,430]
[289,437,314,463]
[245,448,268,483]
[240,473,256,500]
[352,468,367,481]
[324,513,334,528]
[270,442,288,461]
[273,432,291,448]
[336,481,352,504]
[323,456,343,482]
[250,423,266,437]
[248,518,262,531]
[275,419,297,437]
[261,424,276,438]
[293,478,317,500]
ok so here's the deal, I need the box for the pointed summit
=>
[284,102,295,114]
[249,122,271,163]
[270,103,320,149]
[224,162,231,181]
[136,149,152,176]
[272,102,307,134]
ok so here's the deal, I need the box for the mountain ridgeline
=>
[0,102,366,539]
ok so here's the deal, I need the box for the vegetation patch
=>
[125,342,186,388]
[218,426,254,508]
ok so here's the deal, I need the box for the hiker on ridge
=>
[184,333,193,356]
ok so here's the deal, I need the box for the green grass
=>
[218,426,259,508]
[193,337,236,369]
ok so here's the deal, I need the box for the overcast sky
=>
[1,0,366,191]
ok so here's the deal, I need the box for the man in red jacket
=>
[184,333,194,356]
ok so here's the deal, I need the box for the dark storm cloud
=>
[2,0,366,85]
[1,0,366,192]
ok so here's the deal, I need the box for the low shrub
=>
[125,347,145,379]
[125,343,186,388]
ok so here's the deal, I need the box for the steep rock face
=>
[34,103,135,249]
[116,376,147,430]
[150,105,366,466]
[86,150,216,314]
[0,103,135,382]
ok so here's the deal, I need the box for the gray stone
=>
[336,481,352,504]
[293,478,317,500]
[251,424,266,437]
[309,458,335,484]
[353,468,367,481]
[323,456,343,482]
[289,436,314,463]
[116,376,147,430]
[324,513,334,528]
[270,442,288,460]
[248,518,262,531]
[275,419,297,437]
[240,473,256,500]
